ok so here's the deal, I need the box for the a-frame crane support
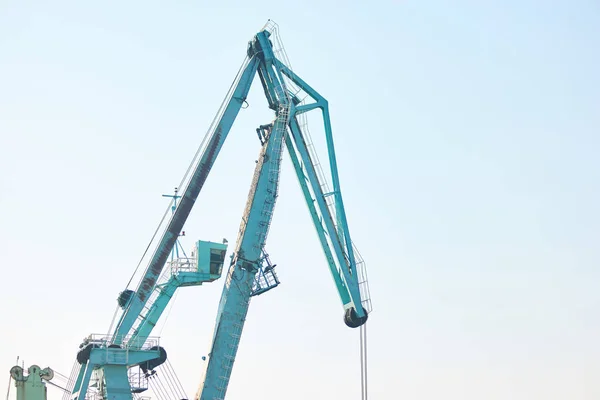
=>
[196,27,370,400]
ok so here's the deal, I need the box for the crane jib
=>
[110,58,260,345]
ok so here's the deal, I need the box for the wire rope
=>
[360,323,368,400]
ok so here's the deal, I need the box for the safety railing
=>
[82,333,160,351]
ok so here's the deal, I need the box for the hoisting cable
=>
[62,362,79,400]
[157,290,179,337]
[156,364,179,398]
[54,370,72,382]
[148,376,167,400]
[51,370,73,393]
[124,200,175,289]
[6,357,18,400]
[117,53,253,330]
[155,373,174,400]
[164,360,188,399]
[160,362,186,400]
[114,54,253,338]
[360,325,364,398]
[360,323,368,400]
[5,374,11,400]
[46,380,70,393]
[106,303,123,341]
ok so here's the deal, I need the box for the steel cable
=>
[360,323,368,400]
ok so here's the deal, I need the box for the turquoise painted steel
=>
[110,56,260,347]
[70,346,161,400]
[9,365,53,400]
[66,23,369,400]
[287,109,363,316]
[100,366,132,400]
[131,240,227,344]
[283,131,351,305]
[69,238,228,400]
[322,105,358,278]
[129,276,187,344]
[196,26,368,399]
[196,240,227,278]
[68,57,259,400]
[276,59,366,320]
[196,31,290,400]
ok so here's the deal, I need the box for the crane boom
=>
[196,24,371,400]
[65,53,259,400]
[196,37,290,398]
[110,57,260,345]
[197,113,288,400]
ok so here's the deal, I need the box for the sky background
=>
[1,1,599,399]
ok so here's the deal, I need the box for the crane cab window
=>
[210,249,226,275]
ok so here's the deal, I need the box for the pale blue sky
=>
[1,1,599,399]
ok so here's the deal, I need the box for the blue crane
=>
[63,21,371,400]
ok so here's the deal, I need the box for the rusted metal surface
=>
[112,57,259,342]
[136,129,223,302]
